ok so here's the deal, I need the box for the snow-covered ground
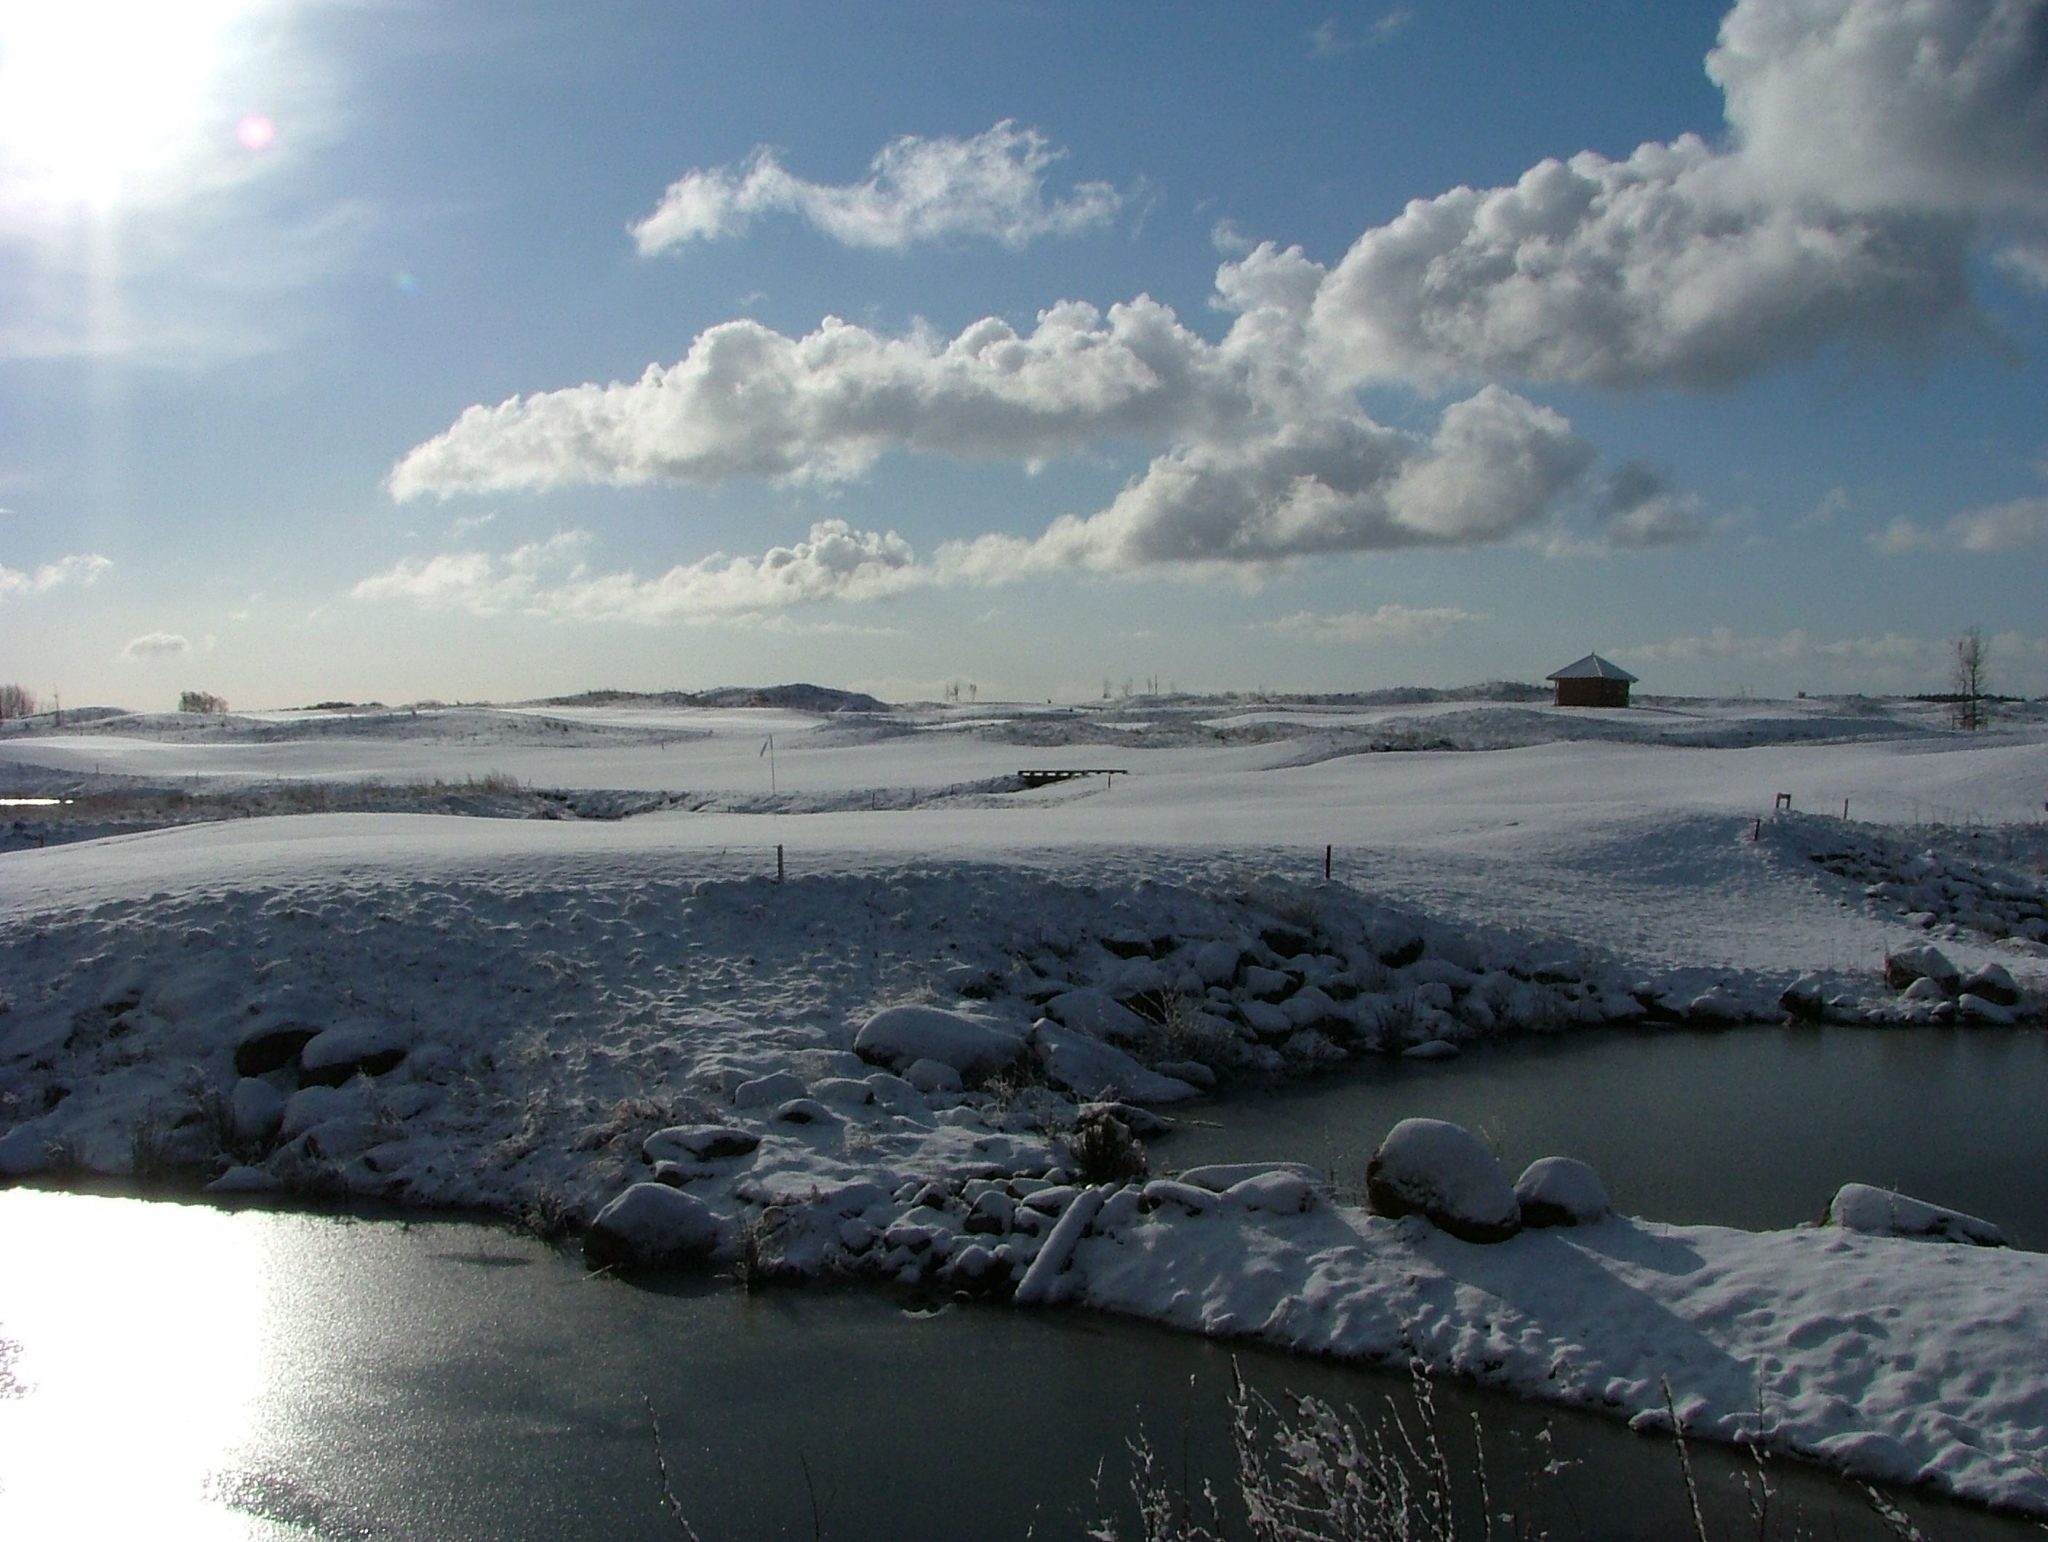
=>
[4,690,2047,1516]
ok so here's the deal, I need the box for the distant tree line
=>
[179,690,229,715]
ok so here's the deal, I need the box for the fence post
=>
[1324,844,1332,881]
[776,844,785,883]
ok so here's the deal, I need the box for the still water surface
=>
[3,1024,2044,1540]
[1168,1023,2048,1246]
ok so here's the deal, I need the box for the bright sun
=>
[0,0,268,212]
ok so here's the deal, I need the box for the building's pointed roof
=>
[1546,652,1638,684]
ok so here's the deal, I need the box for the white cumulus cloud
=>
[0,551,111,599]
[933,388,1595,580]
[120,631,190,660]
[1874,495,2048,553]
[352,521,923,624]
[1257,604,1481,645]
[1310,0,2045,390]
[392,0,2048,589]
[631,121,1121,256]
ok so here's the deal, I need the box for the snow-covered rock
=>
[1956,993,2018,1025]
[205,1164,282,1194]
[1223,1169,1317,1214]
[642,1125,759,1163]
[1040,988,1152,1045]
[1685,987,1753,1024]
[1514,1156,1612,1227]
[902,1057,964,1094]
[1824,1183,2008,1247]
[278,1083,361,1142]
[229,1077,287,1147]
[1030,1020,1199,1104]
[853,1004,1026,1080]
[1176,1161,1321,1194]
[1184,939,1242,986]
[584,1183,723,1270]
[1884,944,1960,993]
[1401,1038,1460,1060]
[298,1023,410,1087]
[732,1071,807,1108]
[1779,972,1828,1021]
[1961,963,2022,1007]
[1365,1118,1520,1243]
[0,1123,49,1177]
[232,1020,319,1078]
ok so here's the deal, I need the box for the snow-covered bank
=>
[5,692,2048,1518]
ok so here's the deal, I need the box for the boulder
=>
[1824,1183,2007,1247]
[903,1058,964,1095]
[1960,963,2022,1008]
[233,1021,319,1078]
[205,1165,282,1194]
[1177,1161,1322,1194]
[298,1023,409,1087]
[1884,945,1960,994]
[642,1125,760,1163]
[1685,988,1752,1024]
[1223,1169,1318,1215]
[731,1071,807,1109]
[584,1184,723,1270]
[1040,988,1153,1045]
[1030,1020,1199,1104]
[278,1083,361,1142]
[1184,939,1243,987]
[853,1005,1027,1080]
[1365,1118,1520,1243]
[1956,993,2017,1025]
[1514,1156,1612,1227]
[1779,973,1828,1022]
[229,1077,287,1147]
[0,1123,49,1178]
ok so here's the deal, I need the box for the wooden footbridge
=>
[1016,767,1128,788]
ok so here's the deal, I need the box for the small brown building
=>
[1546,653,1637,708]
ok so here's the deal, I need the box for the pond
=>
[5,1022,2046,1540]
[5,1188,2042,1541]
[1161,1023,2048,1246]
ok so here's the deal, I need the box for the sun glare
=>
[0,1190,270,1538]
[0,0,268,212]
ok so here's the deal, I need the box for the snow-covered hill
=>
[4,688,2047,1514]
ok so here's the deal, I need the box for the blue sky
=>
[4,0,2046,708]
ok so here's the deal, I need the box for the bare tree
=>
[0,683,36,721]
[179,689,229,716]
[1951,627,1990,730]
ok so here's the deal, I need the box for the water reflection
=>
[4,1188,2045,1539]
[0,1190,269,1538]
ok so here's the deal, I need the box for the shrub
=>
[1062,1105,1149,1186]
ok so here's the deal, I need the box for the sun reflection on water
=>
[0,1189,272,1539]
